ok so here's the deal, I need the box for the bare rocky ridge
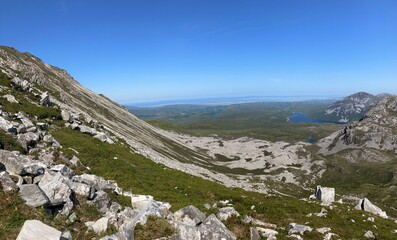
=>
[318,95,397,155]
[324,92,378,123]
[0,46,261,192]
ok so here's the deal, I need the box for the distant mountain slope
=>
[0,46,258,191]
[318,94,397,155]
[323,92,378,123]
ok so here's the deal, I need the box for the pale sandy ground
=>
[162,131,326,186]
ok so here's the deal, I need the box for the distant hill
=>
[323,92,378,123]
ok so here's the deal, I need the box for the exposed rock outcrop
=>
[16,220,61,240]
[355,198,388,219]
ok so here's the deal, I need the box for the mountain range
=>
[0,46,396,239]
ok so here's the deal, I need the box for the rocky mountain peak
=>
[324,92,378,123]
[318,94,397,156]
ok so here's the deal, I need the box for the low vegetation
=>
[52,127,397,239]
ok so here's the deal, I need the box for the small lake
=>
[287,112,332,123]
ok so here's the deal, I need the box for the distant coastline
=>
[125,95,341,108]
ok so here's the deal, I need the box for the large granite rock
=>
[17,220,61,240]
[0,150,45,176]
[198,214,237,240]
[0,116,17,134]
[70,181,94,198]
[17,132,40,151]
[288,223,313,235]
[0,171,18,191]
[40,92,51,106]
[3,94,18,103]
[355,198,387,219]
[315,186,335,205]
[72,173,115,191]
[19,184,49,207]
[174,205,206,226]
[38,170,72,206]
[217,206,240,221]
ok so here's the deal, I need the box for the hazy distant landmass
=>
[126,95,341,107]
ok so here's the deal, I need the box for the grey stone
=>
[61,230,72,240]
[70,181,93,198]
[0,171,18,191]
[40,91,51,106]
[171,221,201,240]
[50,164,73,177]
[364,230,375,238]
[36,122,49,130]
[203,203,211,210]
[16,220,61,240]
[70,155,80,166]
[3,94,18,103]
[250,227,260,240]
[355,198,387,219]
[0,116,17,134]
[18,132,40,151]
[198,214,237,240]
[87,217,109,234]
[288,223,313,235]
[19,184,49,207]
[23,175,33,184]
[72,173,115,191]
[174,205,206,226]
[0,150,46,176]
[217,206,240,221]
[315,186,335,205]
[256,227,278,239]
[61,110,72,122]
[38,171,72,206]
[91,190,111,213]
[11,77,32,92]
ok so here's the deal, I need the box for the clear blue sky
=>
[1,0,396,103]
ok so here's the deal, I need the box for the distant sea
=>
[125,95,340,108]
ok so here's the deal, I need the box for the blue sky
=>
[1,0,396,103]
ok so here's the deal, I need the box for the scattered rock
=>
[198,214,237,240]
[3,94,18,103]
[0,150,45,175]
[174,205,206,226]
[0,116,17,133]
[355,198,387,219]
[315,186,335,205]
[70,181,94,198]
[288,223,313,235]
[203,203,211,210]
[18,184,49,207]
[18,132,40,151]
[89,217,109,234]
[316,227,331,234]
[217,206,240,221]
[0,171,18,191]
[50,164,73,177]
[314,207,328,217]
[91,190,111,213]
[364,230,375,238]
[38,170,72,206]
[16,220,61,240]
[40,91,51,106]
[250,227,260,240]
[256,227,278,239]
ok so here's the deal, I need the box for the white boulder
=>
[17,220,61,240]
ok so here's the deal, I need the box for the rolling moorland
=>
[0,46,396,239]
